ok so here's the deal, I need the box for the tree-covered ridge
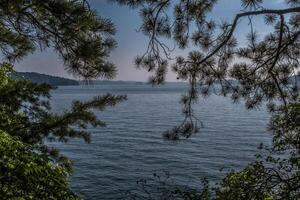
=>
[11,71,79,86]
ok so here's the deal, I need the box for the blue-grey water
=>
[49,83,271,199]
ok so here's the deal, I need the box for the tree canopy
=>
[0,0,125,198]
[112,0,300,199]
[0,130,80,200]
[0,0,116,79]
[0,0,299,198]
[112,0,300,139]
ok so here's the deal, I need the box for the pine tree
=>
[112,0,300,199]
[0,1,126,198]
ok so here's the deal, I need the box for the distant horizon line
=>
[15,71,187,83]
[16,70,300,84]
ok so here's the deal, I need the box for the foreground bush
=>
[0,130,80,199]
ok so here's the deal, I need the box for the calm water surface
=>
[50,83,271,199]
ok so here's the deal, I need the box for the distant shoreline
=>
[11,71,300,87]
[11,71,79,86]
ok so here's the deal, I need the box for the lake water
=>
[49,83,272,199]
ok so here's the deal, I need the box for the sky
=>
[15,0,287,81]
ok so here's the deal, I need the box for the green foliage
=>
[0,63,126,198]
[0,63,126,170]
[0,130,80,200]
[272,103,300,155]
[214,160,295,199]
[0,0,124,198]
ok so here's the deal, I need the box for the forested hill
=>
[11,72,79,86]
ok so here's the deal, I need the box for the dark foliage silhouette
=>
[0,1,125,198]
[112,0,300,199]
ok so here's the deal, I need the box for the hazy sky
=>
[15,0,286,81]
